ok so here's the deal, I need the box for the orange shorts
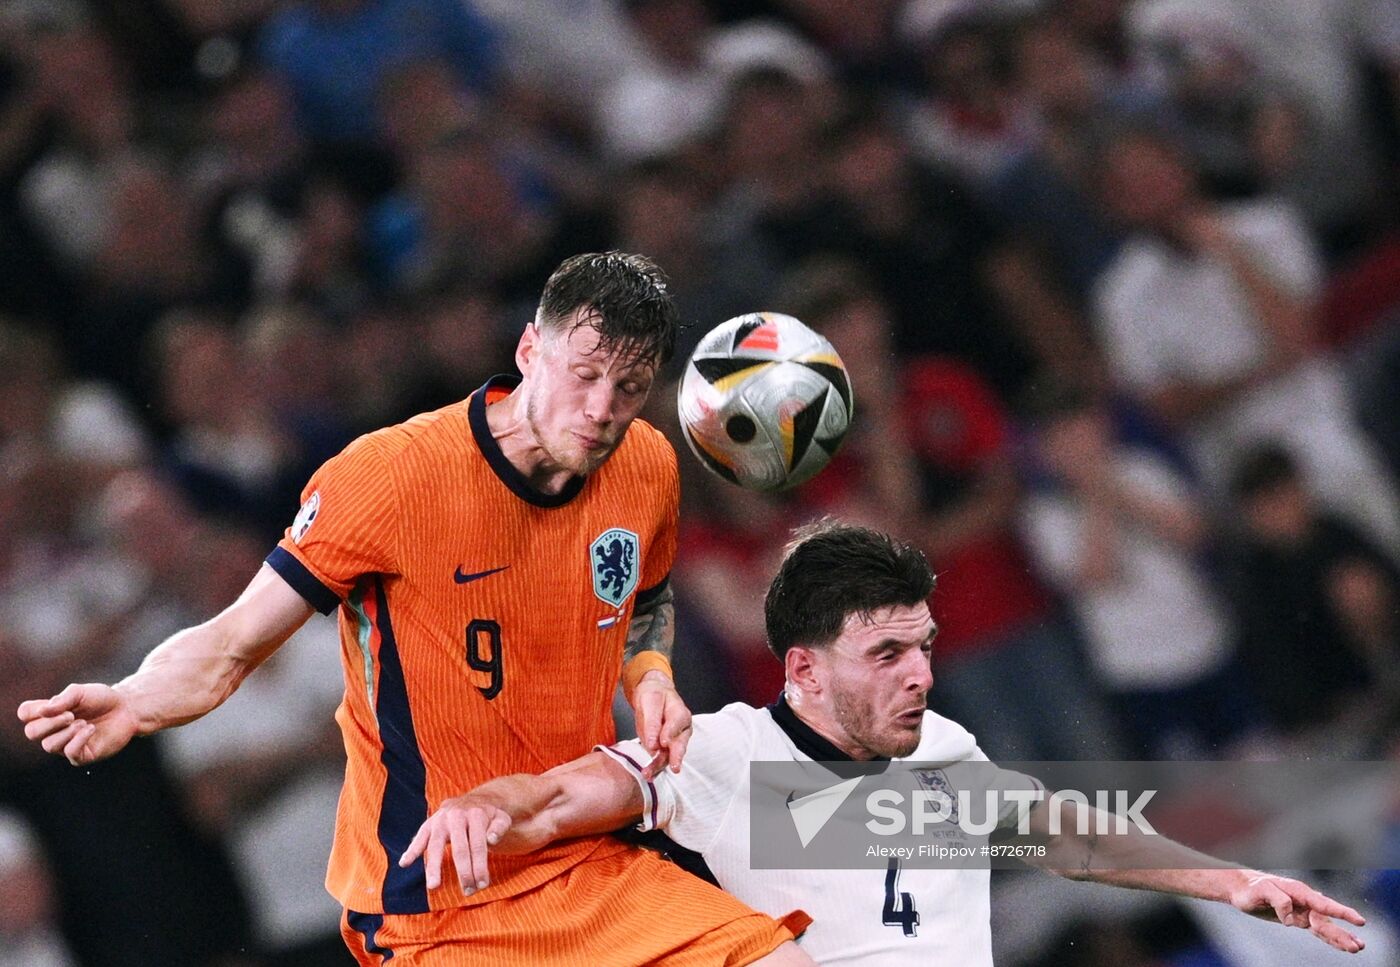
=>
[339,846,810,966]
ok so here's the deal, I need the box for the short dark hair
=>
[536,251,678,365]
[1229,442,1301,500]
[765,520,936,661]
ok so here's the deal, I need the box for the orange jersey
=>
[268,375,679,915]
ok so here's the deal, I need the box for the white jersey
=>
[604,701,1034,966]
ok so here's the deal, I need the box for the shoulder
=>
[604,418,680,487]
[1222,200,1321,290]
[694,702,772,745]
[1221,199,1308,242]
[353,402,469,466]
[1093,239,1165,315]
[621,418,678,464]
[679,703,778,766]
[903,710,981,761]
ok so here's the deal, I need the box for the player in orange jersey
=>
[18,253,813,966]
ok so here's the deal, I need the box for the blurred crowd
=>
[2,0,1399,964]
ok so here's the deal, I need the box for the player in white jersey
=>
[402,522,1368,962]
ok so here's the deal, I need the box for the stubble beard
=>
[525,390,612,478]
[833,684,922,760]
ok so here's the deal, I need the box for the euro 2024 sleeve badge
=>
[291,491,320,544]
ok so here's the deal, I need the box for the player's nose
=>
[905,652,933,693]
[583,383,618,426]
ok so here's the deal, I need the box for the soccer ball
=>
[677,312,853,492]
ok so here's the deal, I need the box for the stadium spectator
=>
[673,479,802,708]
[365,123,603,301]
[1223,443,1400,745]
[991,14,1132,305]
[1128,0,1380,256]
[1055,0,1139,83]
[1020,381,1252,758]
[13,21,135,276]
[1199,0,1398,233]
[0,465,258,967]
[901,1,1036,186]
[711,66,843,264]
[0,810,72,967]
[149,310,296,532]
[823,105,1037,396]
[595,0,729,164]
[161,528,347,966]
[1090,122,1400,550]
[466,0,646,116]
[258,0,500,146]
[195,72,310,302]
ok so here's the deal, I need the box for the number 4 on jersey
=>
[883,859,919,937]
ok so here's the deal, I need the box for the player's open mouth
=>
[896,709,923,724]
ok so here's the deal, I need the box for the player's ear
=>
[785,645,822,694]
[516,322,542,375]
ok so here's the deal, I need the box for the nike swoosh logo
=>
[453,565,510,584]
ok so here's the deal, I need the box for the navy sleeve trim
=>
[266,546,341,615]
[635,575,671,611]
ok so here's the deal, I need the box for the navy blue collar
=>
[468,374,586,508]
[767,693,891,771]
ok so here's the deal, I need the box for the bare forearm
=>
[1068,862,1251,901]
[1105,484,1206,551]
[984,243,1102,380]
[1031,802,1244,899]
[1216,242,1313,358]
[470,773,571,849]
[113,622,262,734]
[1148,373,1260,427]
[478,756,645,851]
[113,565,311,734]
[1076,497,1120,588]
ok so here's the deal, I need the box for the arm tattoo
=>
[625,588,675,663]
[1080,830,1099,875]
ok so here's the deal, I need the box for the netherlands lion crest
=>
[590,527,639,607]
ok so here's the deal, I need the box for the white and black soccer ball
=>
[677,312,853,492]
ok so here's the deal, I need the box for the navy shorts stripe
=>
[346,910,394,961]
[371,577,431,913]
[265,546,340,614]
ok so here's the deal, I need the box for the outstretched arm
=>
[400,751,645,895]
[1019,798,1366,954]
[17,564,314,765]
